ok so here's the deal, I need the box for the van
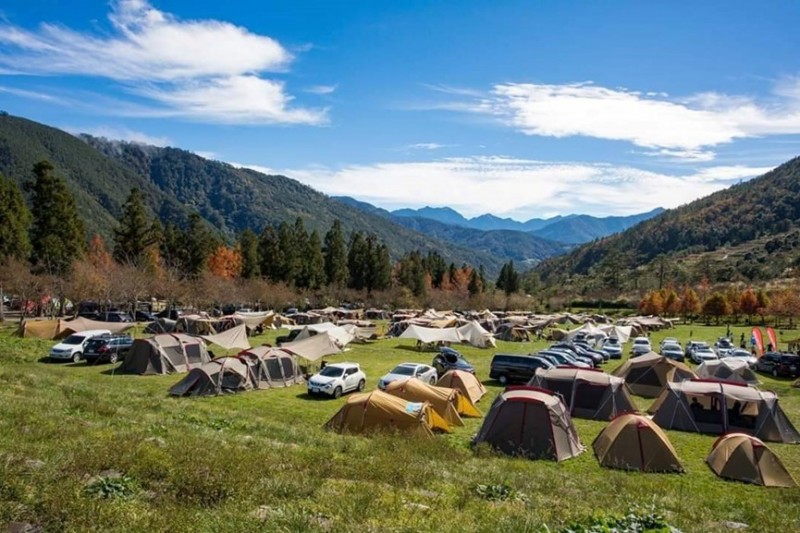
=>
[48,329,112,363]
[489,353,553,385]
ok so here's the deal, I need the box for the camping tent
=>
[527,367,637,421]
[565,322,608,343]
[648,380,800,443]
[169,348,302,397]
[472,386,584,461]
[456,321,497,348]
[59,317,135,337]
[281,332,344,362]
[143,318,176,334]
[324,390,447,437]
[696,359,759,386]
[599,325,632,344]
[118,334,211,375]
[494,324,532,342]
[706,433,797,487]
[399,324,462,345]
[592,413,683,473]
[384,378,480,429]
[436,370,487,404]
[201,324,251,352]
[16,319,67,339]
[611,352,696,398]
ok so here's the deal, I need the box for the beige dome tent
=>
[611,352,696,398]
[384,378,481,429]
[592,414,683,473]
[528,367,637,421]
[436,369,487,404]
[118,334,211,375]
[168,348,303,397]
[324,390,448,437]
[706,433,797,487]
[696,359,759,386]
[472,386,584,461]
[648,380,800,443]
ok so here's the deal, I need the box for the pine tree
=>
[160,222,185,271]
[276,221,298,283]
[113,188,157,266]
[27,160,86,275]
[468,268,481,295]
[182,213,217,278]
[323,220,348,287]
[298,230,325,289]
[347,231,370,290]
[238,228,260,279]
[258,225,281,281]
[496,260,519,295]
[397,250,426,297]
[371,242,393,292]
[291,217,309,286]
[0,174,31,263]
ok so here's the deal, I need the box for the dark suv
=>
[432,347,475,375]
[83,334,134,364]
[490,353,554,385]
[755,352,800,378]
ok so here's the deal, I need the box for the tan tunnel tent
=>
[648,380,800,443]
[118,334,211,375]
[168,348,302,397]
[383,378,480,429]
[527,367,638,421]
[695,359,759,386]
[706,433,798,487]
[59,317,135,337]
[472,386,584,461]
[611,352,696,398]
[16,319,67,339]
[592,414,684,473]
[324,390,448,437]
[436,369,487,404]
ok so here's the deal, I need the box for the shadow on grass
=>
[296,391,335,401]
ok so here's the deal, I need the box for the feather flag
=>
[751,327,764,356]
[766,327,778,352]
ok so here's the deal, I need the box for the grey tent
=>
[528,367,638,421]
[649,380,800,443]
[169,347,303,397]
[472,386,584,461]
[118,334,211,375]
[611,352,696,398]
[696,359,759,386]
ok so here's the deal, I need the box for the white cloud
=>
[452,81,800,161]
[0,0,325,125]
[70,125,170,146]
[278,156,773,218]
[0,85,63,102]
[407,142,449,150]
[304,84,337,95]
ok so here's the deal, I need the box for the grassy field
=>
[0,322,799,532]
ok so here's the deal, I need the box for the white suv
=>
[307,362,366,398]
[631,336,652,356]
[49,329,112,363]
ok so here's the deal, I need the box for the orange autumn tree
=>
[208,245,242,280]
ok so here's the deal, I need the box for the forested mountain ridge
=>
[536,157,800,291]
[0,113,505,273]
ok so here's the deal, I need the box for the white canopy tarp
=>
[457,321,496,348]
[201,324,251,352]
[289,323,354,347]
[600,325,632,344]
[281,332,344,362]
[566,322,608,342]
[232,311,274,329]
[399,324,462,344]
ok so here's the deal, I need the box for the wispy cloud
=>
[0,0,326,125]
[0,85,63,102]
[442,81,800,161]
[279,156,773,218]
[304,84,337,95]
[68,125,171,146]
[406,142,452,150]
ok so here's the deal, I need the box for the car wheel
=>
[109,353,119,364]
[772,368,779,377]
[498,374,508,385]
[72,352,82,363]
[333,386,342,399]
[357,379,365,392]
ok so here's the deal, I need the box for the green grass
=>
[0,323,799,532]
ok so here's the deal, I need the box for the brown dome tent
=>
[648,380,800,443]
[384,378,480,429]
[324,390,448,436]
[706,433,797,487]
[592,414,683,473]
[611,352,696,398]
[527,367,637,421]
[118,334,211,375]
[472,386,584,461]
[696,359,759,386]
[436,369,487,404]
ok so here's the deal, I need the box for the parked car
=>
[48,329,112,363]
[431,347,475,375]
[135,310,156,322]
[550,343,601,366]
[378,363,437,389]
[660,337,679,350]
[631,337,652,356]
[660,343,685,362]
[307,362,366,398]
[538,349,592,369]
[489,353,554,385]
[714,337,735,357]
[98,311,134,323]
[685,340,708,359]
[755,352,800,378]
[573,341,609,362]
[602,337,623,359]
[83,334,134,364]
[723,348,758,368]
[691,345,718,364]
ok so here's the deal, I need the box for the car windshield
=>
[731,350,751,357]
[634,339,649,345]
[390,366,416,376]
[85,339,106,348]
[718,340,733,348]
[663,345,680,351]
[319,367,344,377]
[61,335,86,345]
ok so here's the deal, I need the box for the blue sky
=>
[1,1,800,219]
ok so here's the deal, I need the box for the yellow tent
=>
[384,378,480,428]
[324,390,449,436]
[436,369,487,404]
[592,414,683,473]
[707,433,797,487]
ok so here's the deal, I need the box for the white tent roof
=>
[566,322,607,341]
[600,325,632,343]
[281,332,344,362]
[399,324,462,344]
[456,321,496,348]
[201,324,251,352]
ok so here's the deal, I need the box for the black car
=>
[83,334,134,364]
[490,353,554,385]
[135,310,156,322]
[755,352,800,378]
[432,347,475,375]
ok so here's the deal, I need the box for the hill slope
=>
[0,114,505,273]
[536,157,800,288]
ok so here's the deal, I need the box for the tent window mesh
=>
[573,383,605,410]
[625,367,660,386]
